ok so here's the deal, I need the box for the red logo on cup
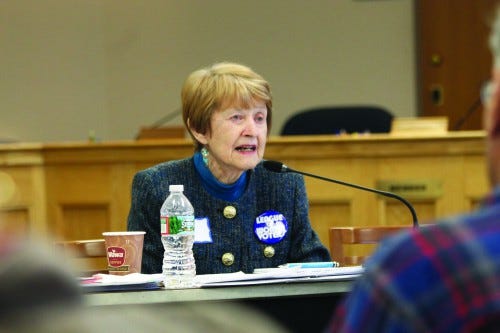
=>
[107,246,126,267]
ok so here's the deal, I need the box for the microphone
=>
[262,160,419,228]
[452,97,481,130]
[452,79,488,130]
[135,107,183,140]
[150,107,182,128]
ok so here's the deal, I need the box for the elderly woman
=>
[128,62,330,274]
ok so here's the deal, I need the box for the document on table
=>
[195,265,364,287]
[80,273,164,292]
[79,266,364,291]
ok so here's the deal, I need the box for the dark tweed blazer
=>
[127,157,331,274]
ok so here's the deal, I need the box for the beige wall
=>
[0,0,416,143]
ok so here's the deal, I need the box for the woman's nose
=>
[242,118,257,136]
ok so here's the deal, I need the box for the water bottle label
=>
[163,215,195,235]
[160,216,168,235]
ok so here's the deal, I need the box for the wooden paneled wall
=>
[0,132,489,251]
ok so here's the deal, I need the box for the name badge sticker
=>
[194,217,213,243]
[254,210,288,244]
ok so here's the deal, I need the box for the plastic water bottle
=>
[160,184,196,288]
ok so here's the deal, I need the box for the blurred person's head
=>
[3,303,289,333]
[0,234,289,332]
[0,234,82,326]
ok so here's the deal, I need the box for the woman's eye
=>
[231,114,243,121]
[255,114,266,123]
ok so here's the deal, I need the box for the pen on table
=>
[279,262,339,269]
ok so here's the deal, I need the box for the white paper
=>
[196,274,361,287]
[80,273,163,286]
[80,266,363,289]
[194,217,212,243]
[194,266,364,287]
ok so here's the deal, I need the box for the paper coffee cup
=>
[102,231,145,275]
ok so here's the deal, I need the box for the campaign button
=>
[254,210,288,245]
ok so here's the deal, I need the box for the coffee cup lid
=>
[102,231,146,236]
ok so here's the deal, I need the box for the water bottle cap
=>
[169,184,184,192]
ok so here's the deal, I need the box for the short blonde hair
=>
[181,62,273,151]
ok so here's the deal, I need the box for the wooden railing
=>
[0,131,488,251]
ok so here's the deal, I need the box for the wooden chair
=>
[54,239,108,276]
[329,226,413,266]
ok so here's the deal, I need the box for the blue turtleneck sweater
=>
[193,151,247,202]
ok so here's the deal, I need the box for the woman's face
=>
[193,100,268,184]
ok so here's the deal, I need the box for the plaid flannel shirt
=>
[328,187,500,333]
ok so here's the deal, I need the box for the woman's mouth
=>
[235,145,257,152]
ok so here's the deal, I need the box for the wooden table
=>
[84,279,354,333]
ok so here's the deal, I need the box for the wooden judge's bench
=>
[0,131,489,252]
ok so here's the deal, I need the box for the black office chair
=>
[281,106,394,135]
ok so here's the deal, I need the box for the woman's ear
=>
[187,118,209,145]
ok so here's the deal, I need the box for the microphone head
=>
[262,160,288,173]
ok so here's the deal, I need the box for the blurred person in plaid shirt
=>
[327,6,500,333]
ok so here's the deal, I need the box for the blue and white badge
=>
[254,210,288,244]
